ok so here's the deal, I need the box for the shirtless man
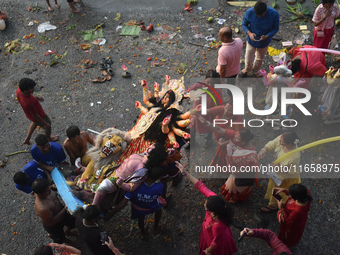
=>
[63,126,94,167]
[32,178,76,244]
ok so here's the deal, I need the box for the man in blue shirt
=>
[239,1,279,77]
[104,165,166,240]
[31,134,67,172]
[14,160,47,194]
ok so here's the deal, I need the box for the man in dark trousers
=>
[75,205,115,255]
[32,178,76,244]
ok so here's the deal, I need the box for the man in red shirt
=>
[16,78,59,145]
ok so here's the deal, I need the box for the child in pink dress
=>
[313,0,339,49]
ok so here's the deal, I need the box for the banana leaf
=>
[227,1,257,7]
[280,16,298,24]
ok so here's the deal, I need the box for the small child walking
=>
[313,0,339,49]
[16,78,59,145]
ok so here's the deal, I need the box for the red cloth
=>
[293,45,327,89]
[189,83,223,134]
[277,193,311,248]
[16,88,46,123]
[313,27,334,49]
[195,181,238,255]
[252,229,292,255]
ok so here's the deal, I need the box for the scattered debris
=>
[0,158,8,167]
[282,41,293,47]
[50,51,68,66]
[66,23,76,31]
[113,13,121,21]
[43,50,57,56]
[227,1,256,7]
[120,25,141,36]
[146,24,154,32]
[81,23,105,41]
[267,46,288,57]
[31,3,43,12]
[187,0,198,6]
[205,35,216,41]
[215,18,226,24]
[80,59,97,69]
[281,1,310,23]
[80,43,91,50]
[38,21,57,33]
[184,3,193,12]
[23,33,36,39]
[5,39,33,55]
[92,38,106,45]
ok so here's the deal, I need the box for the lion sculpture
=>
[68,127,131,191]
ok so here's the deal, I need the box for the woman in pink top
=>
[313,0,339,49]
[176,162,238,255]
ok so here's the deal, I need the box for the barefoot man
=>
[16,78,59,146]
[63,126,94,168]
[32,178,77,244]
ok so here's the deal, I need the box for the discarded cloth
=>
[38,21,57,33]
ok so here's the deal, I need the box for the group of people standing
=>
[183,0,335,253]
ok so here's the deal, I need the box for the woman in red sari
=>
[289,45,327,90]
[198,116,258,203]
[193,102,243,167]
[176,162,237,255]
[273,184,313,248]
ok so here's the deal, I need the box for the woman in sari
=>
[176,162,238,255]
[193,100,243,167]
[198,116,258,203]
[258,131,301,213]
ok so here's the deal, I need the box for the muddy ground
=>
[1,0,340,254]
